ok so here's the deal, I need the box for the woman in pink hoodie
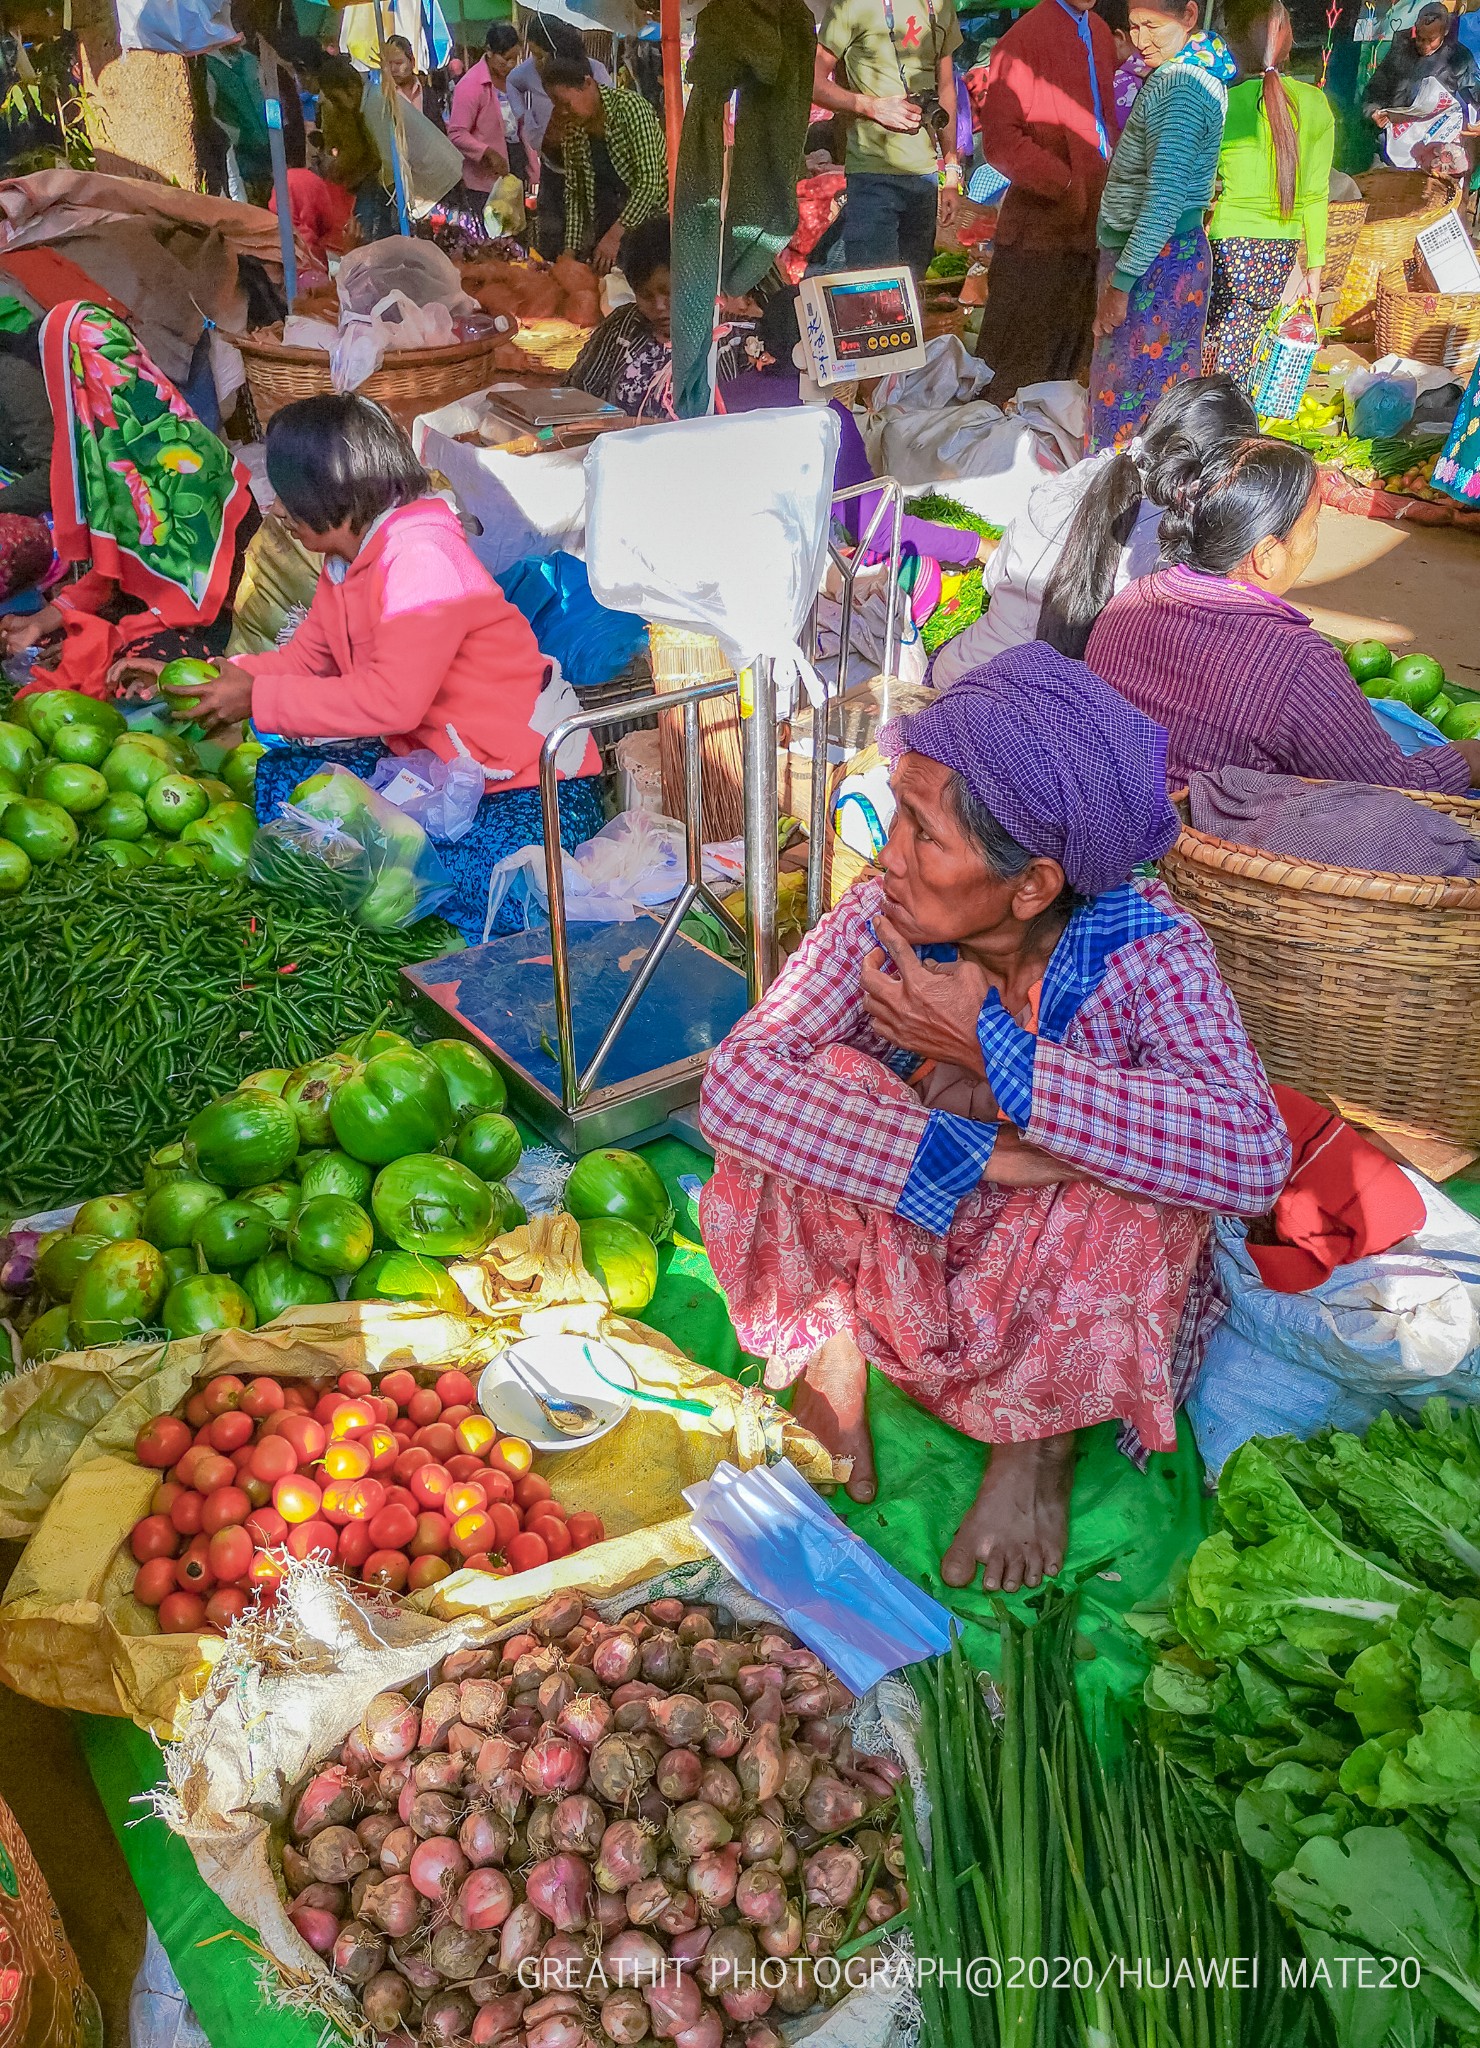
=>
[175,395,604,940]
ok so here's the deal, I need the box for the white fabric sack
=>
[585,406,840,711]
[871,332,995,411]
[415,393,589,575]
[117,0,233,51]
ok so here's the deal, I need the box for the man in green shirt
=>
[813,0,962,274]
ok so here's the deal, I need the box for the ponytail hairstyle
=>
[1158,434,1317,575]
[1037,375,1258,657]
[1224,0,1299,217]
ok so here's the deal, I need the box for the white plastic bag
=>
[360,90,465,215]
[336,236,473,318]
[368,729,485,842]
[483,810,734,938]
[117,0,233,52]
[528,658,593,779]
[331,290,456,391]
[585,407,839,713]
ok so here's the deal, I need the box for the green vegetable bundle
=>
[902,1599,1314,2048]
[0,863,461,1212]
[1141,1403,1480,2044]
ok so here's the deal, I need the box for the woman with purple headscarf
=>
[699,645,1288,1594]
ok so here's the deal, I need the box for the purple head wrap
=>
[882,644,1179,897]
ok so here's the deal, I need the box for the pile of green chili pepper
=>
[902,1598,1323,2048]
[0,863,460,1213]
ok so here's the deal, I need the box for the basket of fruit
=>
[1161,643,1480,1151]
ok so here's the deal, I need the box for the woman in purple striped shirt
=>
[1087,437,1480,794]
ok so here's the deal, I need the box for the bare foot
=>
[787,1334,878,1502]
[941,1433,1076,1593]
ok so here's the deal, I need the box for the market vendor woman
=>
[168,394,603,942]
[699,648,1290,1592]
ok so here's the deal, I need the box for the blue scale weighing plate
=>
[402,915,748,1151]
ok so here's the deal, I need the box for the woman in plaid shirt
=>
[543,59,668,273]
[699,646,1289,1595]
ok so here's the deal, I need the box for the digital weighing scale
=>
[797,265,929,386]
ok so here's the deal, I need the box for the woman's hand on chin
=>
[861,912,991,1072]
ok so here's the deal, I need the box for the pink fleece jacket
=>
[239,497,599,790]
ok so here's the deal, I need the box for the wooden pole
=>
[661,0,682,212]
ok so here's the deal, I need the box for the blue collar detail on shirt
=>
[1053,0,1111,156]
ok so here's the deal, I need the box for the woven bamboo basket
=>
[1322,199,1368,299]
[1334,183,1458,334]
[648,625,745,842]
[1376,259,1480,378]
[1161,790,1480,1148]
[236,330,507,430]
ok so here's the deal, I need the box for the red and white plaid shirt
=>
[699,875,1289,1220]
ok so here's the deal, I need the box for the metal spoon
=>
[499,1352,599,1437]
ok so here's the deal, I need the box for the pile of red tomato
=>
[128,1368,605,1634]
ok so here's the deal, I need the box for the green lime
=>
[144,774,209,836]
[92,792,150,842]
[0,839,31,893]
[1343,639,1393,685]
[49,721,114,769]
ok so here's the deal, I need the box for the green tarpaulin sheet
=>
[78,1131,1219,2047]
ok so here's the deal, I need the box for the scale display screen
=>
[798,266,928,385]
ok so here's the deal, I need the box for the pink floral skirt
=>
[699,1048,1208,1454]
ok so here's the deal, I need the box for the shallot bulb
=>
[643,1970,704,2035]
[473,1734,521,1782]
[356,1813,399,1860]
[377,1760,412,1804]
[625,1876,676,1927]
[688,1842,742,1913]
[525,2014,591,2048]
[458,1677,508,1731]
[447,1721,485,1759]
[735,1863,787,1928]
[551,1793,607,1858]
[308,1826,368,1886]
[454,1867,515,1932]
[359,1692,420,1765]
[805,1843,863,1911]
[593,1886,631,1936]
[291,1767,357,1839]
[377,1826,415,1876]
[470,1991,529,2039]
[525,1853,593,1932]
[601,1988,650,2045]
[409,1789,463,1839]
[281,1844,313,1896]
[522,1731,588,1799]
[803,1907,845,1957]
[594,1818,657,1894]
[459,1808,512,1867]
[418,1683,461,1753]
[668,1801,733,1859]
[701,1702,746,1759]
[360,1970,412,2036]
[409,1835,469,1901]
[293,1882,347,1919]
[413,1751,464,1793]
[430,1922,493,1981]
[758,1900,804,1958]
[639,1630,687,1689]
[484,1767,529,1823]
[698,1761,744,1818]
[646,1692,708,1749]
[421,1989,476,2043]
[360,1874,422,1939]
[590,1633,643,1689]
[556,1693,613,1752]
[736,1725,784,1805]
[740,1812,784,1866]
[497,1899,548,1975]
[588,1732,655,1806]
[288,1905,339,1955]
[657,1748,705,1804]
[390,1933,443,1990]
[656,1887,701,1937]
[697,1924,757,2000]
[601,1928,669,1988]
[674,2009,725,2048]
[721,1982,775,2024]
[802,1772,867,1834]
[442,1648,500,1683]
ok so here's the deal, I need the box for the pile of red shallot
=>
[279,1590,907,2048]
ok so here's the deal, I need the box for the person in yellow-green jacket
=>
[1205,0,1335,383]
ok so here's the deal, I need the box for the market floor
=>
[0,1541,146,2048]
[1298,507,1480,685]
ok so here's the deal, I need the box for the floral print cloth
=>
[1089,227,1211,453]
[40,300,254,628]
[1434,355,1480,504]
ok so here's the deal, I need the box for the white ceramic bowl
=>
[476,1334,635,1454]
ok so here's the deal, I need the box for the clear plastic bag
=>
[1345,365,1418,439]
[248,766,452,929]
[335,237,474,318]
[368,728,486,842]
[483,809,725,937]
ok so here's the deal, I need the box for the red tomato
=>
[130,1514,179,1564]
[248,1551,286,1594]
[240,1376,285,1419]
[360,1425,399,1475]
[410,1463,453,1510]
[280,1385,313,1413]
[158,1590,208,1634]
[393,1446,434,1484]
[249,1435,298,1486]
[279,1413,327,1465]
[337,1521,374,1573]
[312,1391,343,1426]
[362,1550,409,1592]
[246,1507,287,1548]
[451,1510,494,1555]
[380,1369,419,1407]
[565,1511,605,1550]
[439,1405,473,1432]
[485,1503,521,1554]
[202,1374,245,1417]
[135,1414,192,1470]
[242,1476,271,1509]
[444,1480,488,1521]
[230,1444,256,1473]
[206,1586,251,1629]
[514,1474,552,1512]
[408,1512,452,1558]
[436,1370,477,1408]
[407,1555,452,1591]
[321,1478,387,1526]
[412,1422,457,1462]
[321,1439,372,1482]
[173,1445,214,1491]
[176,1536,216,1591]
[273,1474,323,1525]
[183,1393,211,1428]
[190,1450,237,1497]
[207,1410,254,1454]
[286,1518,338,1563]
[208,1525,253,1584]
[529,1496,566,1521]
[337,1370,373,1398]
[133,1556,180,1607]
[168,1491,205,1537]
[486,1436,533,1479]
[200,1486,251,1535]
[390,1419,416,1445]
[380,1483,418,1514]
[481,1470,515,1506]
[330,1400,379,1440]
[455,1415,498,1458]
[150,1480,184,1517]
[192,1425,215,1447]
[368,1503,419,1550]
[446,1454,484,1482]
[527,1515,572,1559]
[406,1388,442,1427]
[505,1531,550,1574]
